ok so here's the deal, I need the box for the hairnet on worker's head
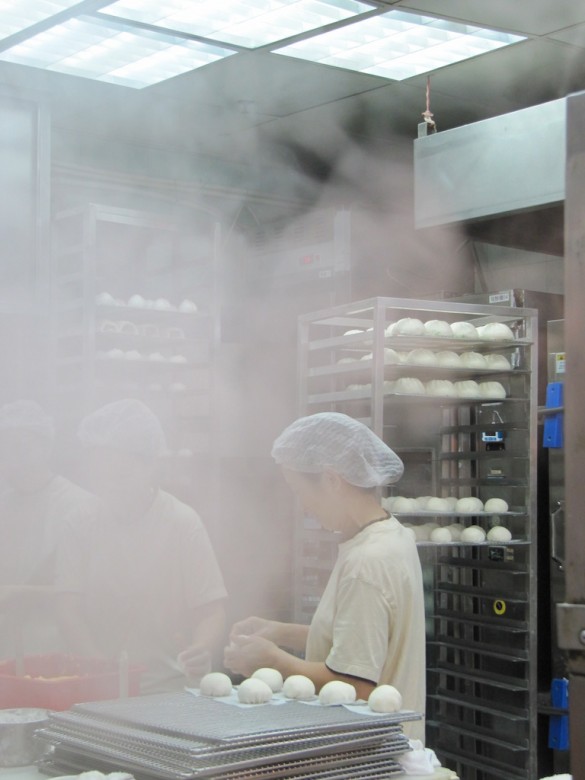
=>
[271,412,403,488]
[0,400,54,440]
[77,399,166,457]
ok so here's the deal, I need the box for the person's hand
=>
[177,647,211,684]
[229,616,278,643]
[223,634,279,677]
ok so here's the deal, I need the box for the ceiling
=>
[2,0,585,204]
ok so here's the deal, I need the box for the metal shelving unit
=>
[50,203,222,525]
[296,296,538,780]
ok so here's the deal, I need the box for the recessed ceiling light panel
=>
[273,9,525,79]
[0,15,235,87]
[0,0,83,40]
[100,0,376,48]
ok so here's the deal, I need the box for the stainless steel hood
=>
[414,97,566,228]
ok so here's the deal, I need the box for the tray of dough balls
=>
[37,679,418,779]
[384,496,520,544]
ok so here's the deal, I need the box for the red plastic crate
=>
[0,654,143,710]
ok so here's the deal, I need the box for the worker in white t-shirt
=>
[0,400,96,659]
[55,398,227,694]
[221,412,426,742]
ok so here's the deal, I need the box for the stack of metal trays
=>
[36,692,420,779]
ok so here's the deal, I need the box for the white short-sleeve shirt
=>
[305,517,426,741]
[56,489,227,693]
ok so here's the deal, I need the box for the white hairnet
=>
[0,400,54,439]
[271,412,403,488]
[77,399,166,457]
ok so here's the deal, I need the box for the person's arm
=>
[178,599,226,680]
[223,636,375,700]
[230,615,309,653]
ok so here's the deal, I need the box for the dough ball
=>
[454,380,481,398]
[436,351,462,368]
[426,380,457,397]
[424,320,452,338]
[383,348,402,364]
[405,348,438,367]
[107,348,125,360]
[149,352,166,362]
[392,318,426,336]
[127,294,146,308]
[393,377,426,395]
[444,497,459,511]
[413,496,432,510]
[487,525,513,542]
[456,497,484,513]
[170,354,187,364]
[431,527,453,543]
[392,496,417,513]
[426,497,451,513]
[125,350,141,361]
[237,678,273,704]
[460,352,488,369]
[337,357,355,364]
[461,525,487,543]
[154,298,173,311]
[412,524,431,541]
[479,381,507,399]
[251,668,284,693]
[96,292,116,307]
[448,523,465,540]
[200,672,233,697]
[282,675,316,700]
[360,352,372,361]
[99,320,119,333]
[318,680,356,706]
[477,322,515,341]
[485,353,512,370]
[450,321,479,339]
[344,329,364,336]
[179,299,198,314]
[484,498,509,513]
[368,684,403,713]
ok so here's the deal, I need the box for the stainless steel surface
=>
[565,89,585,780]
[296,296,539,779]
[414,98,566,228]
[0,710,49,768]
[556,604,585,651]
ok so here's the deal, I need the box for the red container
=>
[0,655,143,711]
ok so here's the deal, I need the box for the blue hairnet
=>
[0,400,54,439]
[78,399,166,457]
[271,412,403,488]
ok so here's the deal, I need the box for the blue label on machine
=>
[543,382,564,449]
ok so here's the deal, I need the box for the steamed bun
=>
[393,377,426,395]
[283,675,315,700]
[368,684,403,713]
[450,321,479,339]
[424,320,453,338]
[200,672,233,697]
[405,348,438,367]
[319,680,356,705]
[251,668,284,693]
[237,678,273,704]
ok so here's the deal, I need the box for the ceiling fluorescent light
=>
[273,9,525,79]
[99,0,376,48]
[0,15,235,87]
[0,0,84,40]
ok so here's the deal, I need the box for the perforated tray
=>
[38,692,416,779]
[68,692,419,743]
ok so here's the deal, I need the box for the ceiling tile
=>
[394,0,585,36]
[548,22,585,49]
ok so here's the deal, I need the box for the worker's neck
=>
[343,492,388,535]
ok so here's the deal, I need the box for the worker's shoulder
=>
[156,489,205,531]
[49,475,99,516]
